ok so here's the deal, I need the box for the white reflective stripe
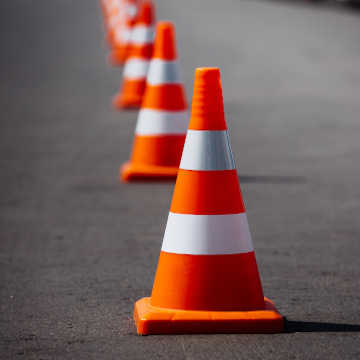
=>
[179,130,235,170]
[109,13,121,27]
[115,27,131,43]
[126,3,137,18]
[123,58,149,79]
[146,59,181,85]
[162,213,253,255]
[108,1,120,12]
[135,109,188,135]
[131,25,154,45]
[123,28,132,42]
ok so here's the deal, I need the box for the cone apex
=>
[189,67,226,131]
[195,67,221,82]
[153,21,177,61]
[136,0,154,26]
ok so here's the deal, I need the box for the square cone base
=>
[120,162,179,182]
[134,297,284,335]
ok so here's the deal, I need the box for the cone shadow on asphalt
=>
[285,319,360,333]
[238,175,307,184]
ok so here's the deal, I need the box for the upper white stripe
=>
[131,25,154,45]
[162,213,253,255]
[146,59,181,85]
[135,109,188,135]
[180,130,235,170]
[123,58,149,79]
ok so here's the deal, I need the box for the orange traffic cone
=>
[103,0,124,48]
[108,0,139,65]
[113,0,155,109]
[100,0,120,19]
[120,21,188,181]
[133,67,284,335]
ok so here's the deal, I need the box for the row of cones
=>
[100,0,285,335]
[113,0,156,109]
[100,0,140,65]
[101,0,154,68]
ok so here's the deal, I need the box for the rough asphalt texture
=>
[1,0,360,358]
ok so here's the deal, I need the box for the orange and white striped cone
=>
[113,0,155,109]
[108,0,139,65]
[101,0,120,20]
[133,67,284,335]
[104,0,124,48]
[99,0,110,18]
[120,21,188,181]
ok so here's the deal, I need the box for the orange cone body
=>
[113,0,155,109]
[133,68,284,334]
[120,21,188,181]
[108,0,139,65]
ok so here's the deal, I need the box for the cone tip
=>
[153,20,177,60]
[156,20,175,32]
[137,0,155,25]
[189,67,226,131]
[195,67,221,83]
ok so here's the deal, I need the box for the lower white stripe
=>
[146,59,181,85]
[115,27,131,43]
[123,58,149,79]
[180,130,235,171]
[131,25,154,45]
[162,213,253,255]
[135,109,188,135]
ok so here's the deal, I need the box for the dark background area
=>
[1,0,360,358]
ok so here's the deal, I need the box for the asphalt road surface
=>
[1,0,360,358]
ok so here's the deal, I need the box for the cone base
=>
[134,297,284,335]
[120,162,179,182]
[108,47,128,66]
[113,93,142,110]
[106,32,115,48]
[108,52,126,66]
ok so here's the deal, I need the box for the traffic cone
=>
[104,0,124,48]
[133,67,284,335]
[113,0,155,109]
[108,0,139,65]
[101,0,120,20]
[120,21,188,181]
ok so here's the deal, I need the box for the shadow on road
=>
[238,175,307,184]
[285,319,360,333]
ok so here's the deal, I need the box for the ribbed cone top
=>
[189,67,227,130]
[152,21,177,61]
[136,0,154,26]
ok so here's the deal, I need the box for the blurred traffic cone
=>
[113,0,155,109]
[133,67,284,335]
[104,0,125,47]
[101,0,120,19]
[108,0,139,65]
[120,21,188,181]
[99,0,110,18]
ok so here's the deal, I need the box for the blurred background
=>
[1,0,360,358]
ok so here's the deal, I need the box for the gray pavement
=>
[1,0,360,358]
